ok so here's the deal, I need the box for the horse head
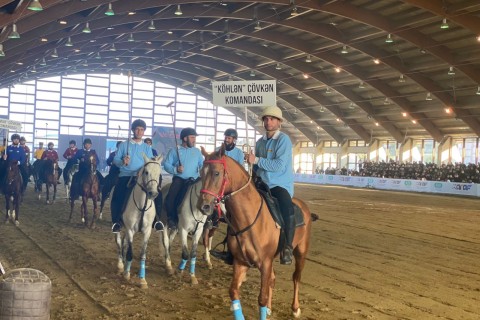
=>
[89,155,97,174]
[6,160,20,183]
[137,154,163,200]
[199,145,234,215]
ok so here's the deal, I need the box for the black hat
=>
[224,128,238,139]
[20,136,26,142]
[48,142,54,147]
[131,119,146,131]
[144,137,152,143]
[83,138,92,145]
[11,133,20,140]
[69,140,76,145]
[180,127,198,140]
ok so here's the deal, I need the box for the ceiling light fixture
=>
[105,3,115,16]
[399,74,406,82]
[51,48,58,58]
[254,21,262,30]
[297,92,303,99]
[402,112,407,117]
[341,45,348,54]
[8,24,20,39]
[27,0,43,11]
[349,102,355,109]
[303,73,309,79]
[39,57,46,66]
[444,107,452,114]
[334,67,341,73]
[384,97,390,105]
[65,37,73,47]
[448,66,455,75]
[31,66,37,73]
[477,86,480,95]
[148,20,156,30]
[325,87,332,94]
[373,58,380,64]
[82,22,91,34]
[358,81,365,89]
[128,33,135,42]
[250,70,255,77]
[167,30,173,35]
[175,4,183,16]
[426,92,433,101]
[0,44,4,57]
[110,44,116,51]
[412,120,417,124]
[305,54,312,63]
[95,52,101,59]
[58,19,67,25]
[275,63,281,70]
[440,18,449,29]
[40,37,48,42]
[319,107,325,112]
[385,33,393,43]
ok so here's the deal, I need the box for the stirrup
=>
[280,246,293,265]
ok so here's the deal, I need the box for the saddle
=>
[253,175,304,229]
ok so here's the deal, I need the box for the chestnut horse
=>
[34,159,59,204]
[199,146,315,319]
[69,155,100,228]
[3,161,23,225]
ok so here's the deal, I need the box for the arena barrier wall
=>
[294,174,479,197]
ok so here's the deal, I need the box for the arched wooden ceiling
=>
[1,0,480,145]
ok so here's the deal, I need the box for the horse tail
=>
[310,213,319,221]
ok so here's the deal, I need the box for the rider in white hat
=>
[247,105,295,265]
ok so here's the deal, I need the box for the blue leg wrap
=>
[138,260,146,279]
[125,260,132,273]
[178,258,187,270]
[259,306,268,320]
[189,257,196,274]
[231,300,245,320]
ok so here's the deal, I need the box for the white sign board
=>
[0,119,22,131]
[212,80,276,107]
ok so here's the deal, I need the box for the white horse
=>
[160,179,214,284]
[115,154,163,289]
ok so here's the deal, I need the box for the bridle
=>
[200,156,251,205]
[133,161,162,212]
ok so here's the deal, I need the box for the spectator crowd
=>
[315,160,480,184]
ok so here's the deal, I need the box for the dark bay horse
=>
[69,155,100,228]
[33,159,59,204]
[199,146,316,319]
[3,161,23,225]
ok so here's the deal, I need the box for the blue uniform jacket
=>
[163,145,203,179]
[6,145,26,164]
[113,139,153,177]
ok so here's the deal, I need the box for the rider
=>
[19,136,31,190]
[3,133,27,188]
[247,106,295,265]
[144,138,158,157]
[111,119,159,233]
[103,141,122,200]
[62,140,78,184]
[70,138,104,197]
[163,127,204,230]
[41,142,63,183]
[34,142,45,160]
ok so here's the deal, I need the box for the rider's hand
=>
[247,151,256,165]
[123,155,130,166]
[177,165,184,173]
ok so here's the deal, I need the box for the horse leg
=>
[124,230,134,282]
[229,264,249,320]
[52,183,57,203]
[4,196,9,223]
[189,227,204,285]
[160,228,174,275]
[114,232,124,274]
[90,195,98,229]
[14,192,20,226]
[176,228,189,277]
[82,196,89,227]
[137,228,152,289]
[202,226,213,270]
[291,239,308,318]
[69,199,75,223]
[45,184,50,204]
[258,260,274,320]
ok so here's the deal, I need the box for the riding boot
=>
[280,217,295,265]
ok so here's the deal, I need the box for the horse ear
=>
[156,154,163,163]
[218,143,226,157]
[200,146,209,158]
[143,153,150,163]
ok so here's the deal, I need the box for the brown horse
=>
[69,155,100,228]
[33,159,59,204]
[3,161,23,226]
[199,146,316,319]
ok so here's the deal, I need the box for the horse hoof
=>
[292,308,301,318]
[207,262,213,270]
[81,218,85,223]
[167,267,175,276]
[99,213,103,220]
[138,279,148,289]
[123,272,130,281]
[14,220,20,226]
[190,276,198,285]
